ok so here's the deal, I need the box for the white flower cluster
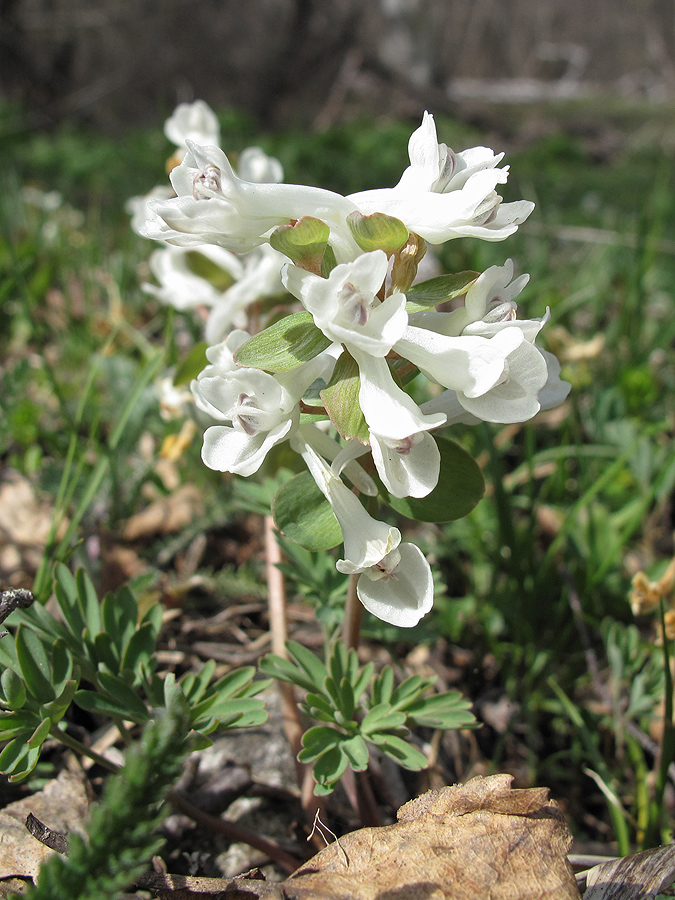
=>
[134,102,570,628]
[128,101,287,344]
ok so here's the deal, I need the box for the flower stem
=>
[342,572,363,651]
[264,514,321,828]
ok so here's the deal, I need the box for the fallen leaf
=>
[151,775,580,899]
[0,471,67,587]
[0,770,89,882]
[122,484,203,540]
[583,844,675,899]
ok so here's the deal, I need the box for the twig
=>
[167,789,301,874]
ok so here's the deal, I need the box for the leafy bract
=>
[379,436,484,522]
[272,471,343,551]
[405,271,479,309]
[234,311,330,372]
[320,350,369,443]
[347,211,409,254]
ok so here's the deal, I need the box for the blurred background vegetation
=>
[3,0,675,853]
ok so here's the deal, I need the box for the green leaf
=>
[0,710,41,739]
[346,211,409,254]
[42,678,78,723]
[287,642,329,686]
[272,472,343,551]
[405,691,476,729]
[372,667,394,706]
[234,311,331,373]
[94,633,120,673]
[180,660,216,705]
[9,743,42,782]
[379,437,484,522]
[360,703,406,734]
[54,563,86,638]
[120,621,158,673]
[351,662,374,704]
[406,271,479,308]
[210,666,258,699]
[342,734,369,771]
[303,692,337,722]
[15,625,55,703]
[174,342,208,385]
[270,216,330,273]
[1,668,26,710]
[27,716,51,750]
[76,569,101,637]
[298,725,343,762]
[374,734,429,770]
[390,674,428,710]
[258,653,318,693]
[50,640,74,695]
[74,689,142,720]
[320,351,369,443]
[312,745,349,792]
[96,672,150,722]
[0,735,31,774]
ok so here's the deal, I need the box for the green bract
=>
[272,471,344,551]
[234,311,331,373]
[269,216,331,274]
[378,436,485,522]
[320,351,369,443]
[346,210,409,254]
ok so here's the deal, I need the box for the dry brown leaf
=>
[0,770,90,882]
[282,775,579,900]
[153,775,579,899]
[583,844,675,898]
[122,484,203,540]
[0,471,67,587]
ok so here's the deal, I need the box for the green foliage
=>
[272,471,343,551]
[379,436,485,523]
[0,565,268,780]
[319,350,369,443]
[405,270,478,310]
[260,641,475,795]
[19,693,191,900]
[269,216,331,273]
[234,310,331,372]
[346,211,409,254]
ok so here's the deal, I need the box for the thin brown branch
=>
[167,790,301,874]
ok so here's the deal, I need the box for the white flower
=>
[143,244,242,311]
[164,100,221,150]
[348,112,534,244]
[193,350,331,476]
[420,328,562,425]
[354,543,434,628]
[283,251,407,357]
[205,244,286,344]
[295,442,433,627]
[369,430,440,499]
[144,142,360,259]
[237,146,284,184]
[126,186,174,238]
[410,259,531,337]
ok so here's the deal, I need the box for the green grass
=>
[2,99,675,849]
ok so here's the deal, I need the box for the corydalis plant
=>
[138,108,570,628]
